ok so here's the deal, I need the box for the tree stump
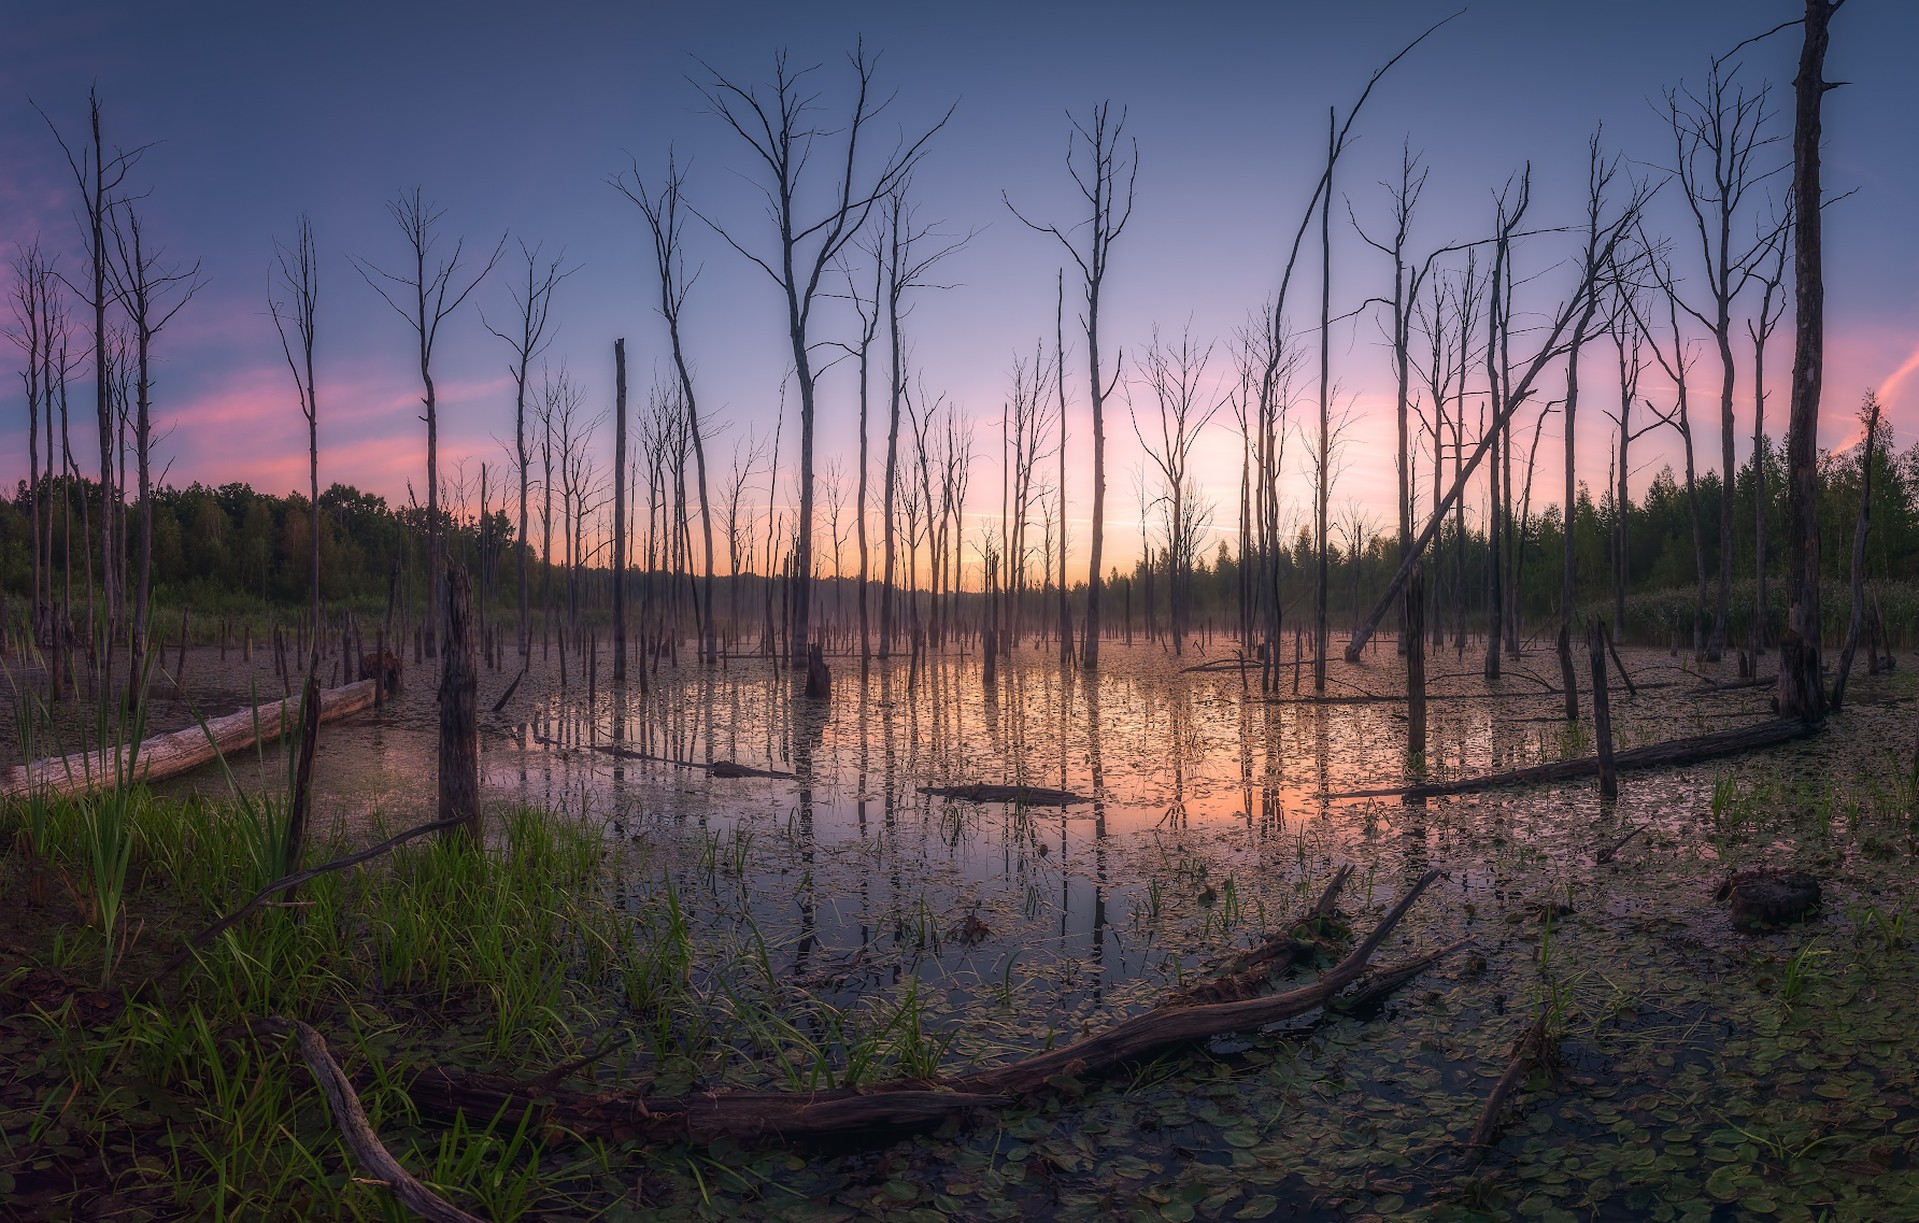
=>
[804,643,831,701]
[1718,869,1821,931]
[358,648,403,694]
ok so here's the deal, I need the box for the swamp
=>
[7,631,1919,1222]
[5,0,1915,1218]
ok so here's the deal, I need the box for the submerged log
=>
[0,679,378,800]
[1327,717,1822,801]
[1466,1004,1551,1159]
[921,782,1090,806]
[409,870,1467,1146]
[577,743,797,779]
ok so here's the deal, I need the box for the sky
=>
[3,0,1916,577]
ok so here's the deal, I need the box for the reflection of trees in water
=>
[790,693,826,979]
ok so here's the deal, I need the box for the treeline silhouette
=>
[4,422,1911,650]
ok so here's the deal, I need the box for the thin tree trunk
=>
[613,340,627,681]
[439,564,479,841]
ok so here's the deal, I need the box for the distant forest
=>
[4,404,1910,651]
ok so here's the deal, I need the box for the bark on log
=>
[1327,717,1821,800]
[250,1017,486,1223]
[0,678,377,800]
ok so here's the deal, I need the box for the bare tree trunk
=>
[1406,558,1426,760]
[438,564,479,842]
[352,190,502,662]
[1313,109,1335,693]
[1777,0,1840,722]
[1588,619,1617,800]
[1749,214,1788,650]
[613,340,627,681]
[1832,394,1878,711]
[1007,104,1134,672]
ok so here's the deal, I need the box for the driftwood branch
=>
[409,870,1465,1146]
[250,1017,486,1223]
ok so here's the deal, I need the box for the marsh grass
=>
[0,784,1020,1219]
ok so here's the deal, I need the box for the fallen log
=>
[921,782,1090,806]
[1,679,378,800]
[1326,717,1823,801]
[410,870,1467,1146]
[1266,680,1680,710]
[250,1017,485,1223]
[1689,674,1778,695]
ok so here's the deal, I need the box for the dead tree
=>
[1747,201,1792,649]
[1346,166,1651,660]
[1831,393,1881,710]
[7,243,58,652]
[1631,249,1713,656]
[1776,0,1843,722]
[106,204,203,712]
[1007,341,1060,648]
[1351,143,1428,651]
[833,240,885,658]
[1602,285,1669,638]
[935,400,975,647]
[1131,325,1222,654]
[613,340,628,681]
[37,89,151,642]
[722,431,767,647]
[439,565,479,842]
[1054,270,1074,661]
[695,43,948,668]
[1266,18,1458,682]
[534,367,572,659]
[877,189,967,658]
[352,189,503,658]
[613,151,718,664]
[270,214,322,873]
[1557,138,1624,717]
[1481,173,1531,680]
[271,215,322,645]
[482,241,570,661]
[1006,102,1135,671]
[1665,61,1779,660]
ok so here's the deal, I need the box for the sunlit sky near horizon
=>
[4,0,1916,576]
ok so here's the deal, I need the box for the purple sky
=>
[4,0,1916,576]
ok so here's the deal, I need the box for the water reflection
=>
[152,642,1747,1014]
